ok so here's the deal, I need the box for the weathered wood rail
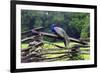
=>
[21,27,90,63]
[22,28,88,45]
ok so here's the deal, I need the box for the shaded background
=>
[21,10,90,39]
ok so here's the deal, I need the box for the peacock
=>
[51,24,70,48]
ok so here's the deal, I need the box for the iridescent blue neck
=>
[51,24,56,32]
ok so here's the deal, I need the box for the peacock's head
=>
[51,24,56,28]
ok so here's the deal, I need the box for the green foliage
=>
[21,10,90,39]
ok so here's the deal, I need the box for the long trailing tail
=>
[63,32,70,47]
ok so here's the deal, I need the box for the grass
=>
[21,44,28,49]
[21,42,90,60]
[80,54,90,60]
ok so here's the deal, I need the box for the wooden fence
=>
[21,27,90,63]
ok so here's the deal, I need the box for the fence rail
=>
[21,27,90,63]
